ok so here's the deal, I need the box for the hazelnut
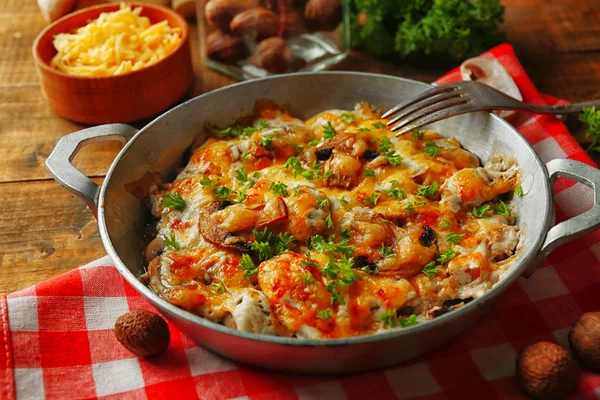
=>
[205,0,260,32]
[304,0,342,32]
[230,7,279,40]
[516,341,579,400]
[114,310,170,357]
[251,37,305,74]
[281,11,308,37]
[569,312,600,372]
[206,30,249,63]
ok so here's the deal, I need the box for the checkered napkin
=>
[3,44,600,400]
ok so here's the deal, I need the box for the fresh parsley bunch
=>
[580,107,600,153]
[349,0,505,61]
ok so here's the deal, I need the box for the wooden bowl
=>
[33,3,194,124]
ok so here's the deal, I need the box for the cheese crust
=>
[144,101,521,339]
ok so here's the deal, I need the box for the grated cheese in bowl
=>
[50,3,182,77]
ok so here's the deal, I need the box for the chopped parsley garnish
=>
[325,213,334,228]
[235,165,251,183]
[372,121,386,129]
[412,129,425,140]
[438,219,451,229]
[251,240,273,262]
[323,121,337,140]
[422,261,437,277]
[207,124,256,138]
[377,136,393,153]
[364,167,376,177]
[301,273,315,285]
[316,309,333,320]
[257,118,268,130]
[360,263,379,275]
[471,204,491,218]
[580,106,600,152]
[236,189,248,203]
[162,234,180,249]
[446,232,465,244]
[414,200,427,207]
[514,185,524,197]
[399,314,418,327]
[416,181,439,198]
[495,200,511,217]
[241,150,250,159]
[261,135,274,148]
[309,235,355,257]
[404,203,416,213]
[340,114,355,123]
[269,181,289,197]
[200,176,219,188]
[284,157,304,177]
[376,136,403,166]
[423,141,440,157]
[316,199,329,208]
[365,192,380,207]
[274,232,295,254]
[358,127,372,133]
[307,139,319,146]
[339,196,349,204]
[389,188,407,200]
[382,310,417,328]
[250,228,294,262]
[253,227,273,243]
[380,244,396,258]
[385,151,403,166]
[322,256,362,304]
[239,254,257,279]
[214,186,236,202]
[161,193,186,211]
[210,282,225,294]
[437,247,456,263]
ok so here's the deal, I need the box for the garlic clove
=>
[460,57,522,120]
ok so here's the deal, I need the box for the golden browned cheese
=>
[147,102,521,339]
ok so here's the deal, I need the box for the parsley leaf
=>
[257,118,268,130]
[438,219,451,229]
[269,181,289,197]
[309,235,355,257]
[325,213,334,228]
[423,141,440,157]
[580,106,600,152]
[274,232,295,254]
[317,309,333,320]
[372,121,386,129]
[437,247,456,263]
[380,243,396,258]
[495,200,511,217]
[514,185,524,197]
[358,127,372,133]
[323,121,337,140]
[301,273,315,285]
[381,309,398,328]
[210,282,224,294]
[239,254,257,279]
[389,188,407,200]
[235,165,250,183]
[422,261,437,277]
[364,167,376,177]
[316,199,329,208]
[162,234,180,249]
[207,123,256,138]
[471,204,491,218]
[214,186,236,202]
[261,135,273,148]
[251,240,273,262]
[446,232,465,244]
[399,314,418,327]
[161,193,186,211]
[416,181,439,198]
[412,129,425,140]
[340,113,355,123]
[365,192,380,207]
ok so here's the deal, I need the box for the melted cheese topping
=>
[51,4,182,77]
[146,102,521,339]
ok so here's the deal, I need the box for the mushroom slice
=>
[256,197,288,230]
[317,132,368,158]
[198,202,252,251]
[460,57,522,119]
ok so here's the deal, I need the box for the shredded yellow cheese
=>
[50,3,182,77]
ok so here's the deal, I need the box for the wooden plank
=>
[0,178,105,295]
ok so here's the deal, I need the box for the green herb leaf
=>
[364,167,376,177]
[365,192,380,207]
[316,199,329,208]
[416,181,439,198]
[423,141,439,157]
[380,243,396,258]
[162,234,180,249]
[235,165,249,183]
[340,113,355,123]
[438,219,451,229]
[261,135,274,148]
[580,106,600,152]
[214,186,236,202]
[161,193,186,211]
[398,314,418,327]
[210,281,225,294]
[325,213,334,228]
[200,176,219,188]
[301,273,315,285]
[389,188,407,200]
[412,129,425,140]
[258,118,268,130]
[358,127,372,133]
[514,185,524,197]
[471,204,491,218]
[239,254,257,279]
[437,247,456,263]
[323,121,337,140]
[207,123,256,138]
[274,232,295,254]
[269,181,289,197]
[446,232,465,244]
[372,121,386,129]
[495,200,511,217]
[422,261,437,277]
[309,235,355,257]
[381,309,397,328]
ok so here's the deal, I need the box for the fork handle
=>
[504,99,600,114]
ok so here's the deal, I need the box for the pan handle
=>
[524,158,600,277]
[45,124,138,218]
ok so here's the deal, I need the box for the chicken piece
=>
[440,165,519,211]
[257,252,333,337]
[228,288,278,335]
[317,133,369,159]
[462,216,519,261]
[323,151,363,189]
[281,187,329,241]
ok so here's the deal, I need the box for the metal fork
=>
[382,81,600,136]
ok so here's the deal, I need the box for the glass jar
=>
[196,0,350,80]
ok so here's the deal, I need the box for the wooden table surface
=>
[1,0,600,295]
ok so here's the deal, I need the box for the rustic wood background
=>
[1,0,599,294]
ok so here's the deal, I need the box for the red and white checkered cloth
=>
[2,44,600,399]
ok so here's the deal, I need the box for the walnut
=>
[206,30,249,63]
[251,37,305,74]
[304,0,342,32]
[230,7,279,40]
[516,341,579,400]
[114,310,170,357]
[569,312,600,372]
[205,0,260,32]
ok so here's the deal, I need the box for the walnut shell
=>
[569,312,600,372]
[205,0,260,32]
[516,342,579,400]
[206,30,249,63]
[114,310,170,357]
[304,0,342,31]
[230,7,279,39]
[281,10,309,37]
